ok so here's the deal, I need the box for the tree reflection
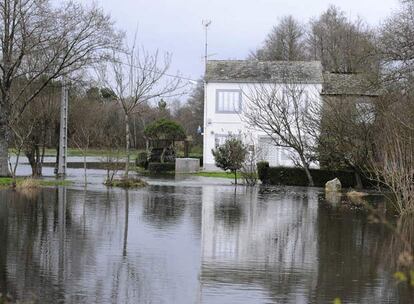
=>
[142,186,185,228]
[313,203,397,303]
[214,188,243,229]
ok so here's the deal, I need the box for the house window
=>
[216,89,241,113]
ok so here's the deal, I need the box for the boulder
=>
[325,178,342,192]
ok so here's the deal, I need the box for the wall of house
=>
[203,81,322,171]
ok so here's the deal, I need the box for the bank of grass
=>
[0,177,71,188]
[195,171,241,179]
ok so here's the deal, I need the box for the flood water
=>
[0,183,411,303]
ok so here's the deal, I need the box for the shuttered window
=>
[216,89,242,113]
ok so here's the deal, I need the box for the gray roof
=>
[322,72,380,96]
[205,60,323,84]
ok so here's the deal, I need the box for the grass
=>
[39,179,72,187]
[0,177,72,188]
[104,177,148,189]
[0,177,13,186]
[195,171,241,179]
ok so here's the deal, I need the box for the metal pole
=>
[57,80,68,177]
[202,20,211,74]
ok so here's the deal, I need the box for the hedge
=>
[148,162,175,174]
[136,151,149,169]
[257,161,374,188]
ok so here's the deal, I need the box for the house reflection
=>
[200,186,319,302]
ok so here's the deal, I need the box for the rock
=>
[325,178,341,192]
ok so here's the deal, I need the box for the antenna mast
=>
[202,19,211,75]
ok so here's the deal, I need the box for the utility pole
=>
[57,79,68,177]
[202,20,211,171]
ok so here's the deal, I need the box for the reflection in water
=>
[143,186,186,228]
[0,185,409,303]
[201,187,319,304]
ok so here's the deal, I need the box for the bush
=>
[136,151,149,169]
[212,137,247,184]
[257,165,374,188]
[148,162,175,174]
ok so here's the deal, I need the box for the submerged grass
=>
[104,177,148,189]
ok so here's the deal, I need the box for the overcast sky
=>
[95,0,399,82]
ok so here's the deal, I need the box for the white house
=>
[203,60,323,171]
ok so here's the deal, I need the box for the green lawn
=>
[194,171,241,179]
[0,177,72,188]
[0,177,13,186]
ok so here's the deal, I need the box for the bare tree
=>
[99,42,183,178]
[0,0,121,176]
[8,119,35,183]
[250,16,307,61]
[367,0,414,214]
[379,0,414,87]
[71,98,103,185]
[307,5,377,73]
[368,93,414,215]
[175,79,204,146]
[243,82,320,186]
[317,95,377,189]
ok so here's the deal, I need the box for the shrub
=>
[212,137,247,184]
[257,165,374,188]
[148,162,175,174]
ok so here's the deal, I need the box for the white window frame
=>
[215,89,242,113]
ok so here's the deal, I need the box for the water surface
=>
[0,184,409,303]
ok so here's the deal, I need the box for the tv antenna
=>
[202,19,212,74]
